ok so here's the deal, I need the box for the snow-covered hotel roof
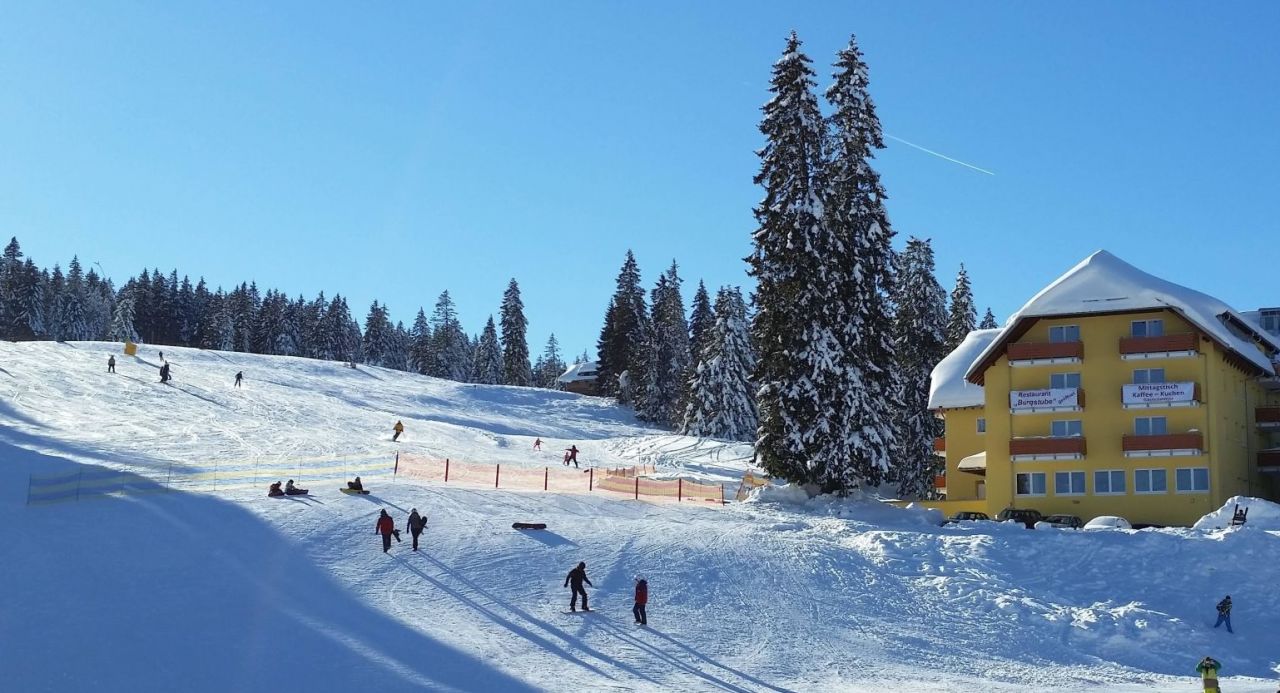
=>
[963,250,1280,386]
[928,328,1001,410]
[557,361,599,384]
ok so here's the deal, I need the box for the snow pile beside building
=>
[1193,496,1280,531]
[747,483,945,527]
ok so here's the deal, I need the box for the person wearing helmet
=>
[284,479,308,496]
[564,561,592,612]
[633,576,648,625]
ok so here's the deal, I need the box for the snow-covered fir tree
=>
[534,333,566,388]
[323,295,356,362]
[16,260,46,340]
[681,286,757,441]
[748,33,852,491]
[500,279,532,386]
[687,280,715,364]
[979,307,998,329]
[409,308,433,374]
[471,316,504,384]
[361,300,397,367]
[820,33,900,488]
[945,264,977,352]
[0,238,25,339]
[636,261,692,427]
[596,250,648,402]
[891,237,948,499]
[108,293,140,343]
[430,290,470,381]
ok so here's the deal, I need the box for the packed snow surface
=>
[966,250,1280,379]
[928,328,1000,409]
[1193,496,1280,531]
[2,342,1278,692]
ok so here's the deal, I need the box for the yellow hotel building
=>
[928,251,1280,526]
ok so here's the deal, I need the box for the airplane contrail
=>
[884,134,995,176]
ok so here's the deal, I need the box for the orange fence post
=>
[678,478,683,502]
[634,476,639,500]
[495,464,501,489]
[721,484,725,504]
[544,467,549,491]
[444,458,450,483]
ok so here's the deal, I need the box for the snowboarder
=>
[285,479,308,496]
[406,508,427,551]
[268,481,284,497]
[159,362,171,384]
[533,438,542,451]
[347,476,364,491]
[107,355,116,373]
[392,420,405,442]
[1196,656,1222,693]
[1213,595,1232,633]
[234,371,243,388]
[375,509,400,553]
[564,445,579,468]
[633,576,648,625]
[564,561,592,612]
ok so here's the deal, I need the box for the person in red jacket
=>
[375,509,400,553]
[633,577,648,625]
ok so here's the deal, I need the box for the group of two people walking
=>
[563,561,649,625]
[376,508,427,552]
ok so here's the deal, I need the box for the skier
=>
[234,371,243,388]
[268,481,284,497]
[406,508,427,551]
[347,476,364,491]
[633,576,648,625]
[158,350,164,362]
[375,509,399,553]
[284,479,308,496]
[159,362,171,384]
[392,420,405,442]
[107,355,116,373]
[564,561,592,612]
[1213,595,1232,633]
[533,438,542,451]
[1196,656,1222,693]
[565,445,579,468]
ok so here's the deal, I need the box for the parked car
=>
[944,511,990,525]
[1083,515,1133,531]
[1035,514,1084,530]
[997,508,1044,529]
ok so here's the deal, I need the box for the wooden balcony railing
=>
[1119,333,1199,356]
[1122,432,1204,453]
[1007,341,1084,361]
[1257,407,1280,425]
[1258,450,1280,470]
[1009,437,1087,456]
[933,437,946,455]
[934,475,947,489]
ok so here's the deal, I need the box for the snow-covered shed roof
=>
[557,361,599,384]
[965,250,1280,384]
[928,329,1001,410]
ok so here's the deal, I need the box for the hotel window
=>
[1050,372,1081,389]
[1050,420,1083,437]
[1133,368,1166,384]
[1259,309,1280,336]
[1134,416,1168,436]
[1016,472,1047,496]
[1048,325,1079,343]
[1134,469,1168,494]
[976,418,986,434]
[1175,467,1210,493]
[1131,319,1164,338]
[1054,471,1085,496]
[1094,470,1126,495]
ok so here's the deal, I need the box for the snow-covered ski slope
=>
[1,342,1277,692]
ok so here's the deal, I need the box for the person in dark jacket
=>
[633,577,648,625]
[285,479,308,496]
[347,476,364,491]
[234,371,243,388]
[375,509,399,553]
[392,420,405,442]
[564,445,580,468]
[107,355,116,373]
[1196,656,1221,692]
[564,561,592,611]
[159,362,171,383]
[268,481,284,497]
[406,508,427,551]
[1213,595,1232,633]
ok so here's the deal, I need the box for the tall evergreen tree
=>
[748,33,850,491]
[500,279,532,386]
[535,333,566,388]
[471,316,504,384]
[979,307,998,330]
[682,287,757,441]
[945,264,977,351]
[362,300,396,367]
[688,280,715,363]
[16,260,46,340]
[0,238,25,339]
[430,290,470,381]
[409,308,433,374]
[108,292,140,343]
[596,251,648,402]
[636,261,692,427]
[821,33,900,488]
[324,294,355,362]
[891,237,948,499]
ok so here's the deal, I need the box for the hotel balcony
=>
[1259,450,1280,472]
[1007,341,1083,366]
[934,474,947,492]
[1257,406,1280,429]
[1122,432,1204,457]
[1118,333,1200,360]
[933,437,946,457]
[1009,436,1086,461]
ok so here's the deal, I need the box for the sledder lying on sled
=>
[341,477,370,495]
[284,480,309,496]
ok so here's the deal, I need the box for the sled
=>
[268,492,285,498]
[562,609,595,614]
[285,490,309,496]
[340,488,370,495]
[512,522,547,530]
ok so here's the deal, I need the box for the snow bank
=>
[748,484,945,528]
[1193,496,1280,531]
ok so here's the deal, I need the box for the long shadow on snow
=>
[591,619,794,693]
[0,443,537,693]
[0,397,51,430]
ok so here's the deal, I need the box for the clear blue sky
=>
[4,2,1279,359]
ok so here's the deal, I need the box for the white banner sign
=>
[1122,381,1195,405]
[1010,388,1078,410]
